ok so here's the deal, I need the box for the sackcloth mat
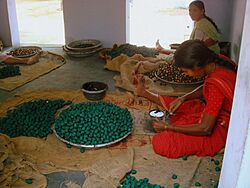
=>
[0,52,65,91]
[104,53,200,97]
[0,90,215,188]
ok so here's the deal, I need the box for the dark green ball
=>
[181,156,188,160]
[214,160,220,166]
[80,147,85,153]
[25,178,33,184]
[173,183,180,188]
[215,167,221,172]
[130,169,137,174]
[172,174,177,179]
[195,181,201,186]
[66,143,72,148]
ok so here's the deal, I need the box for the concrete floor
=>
[0,48,118,102]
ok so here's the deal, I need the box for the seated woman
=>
[134,40,237,158]
[156,0,221,54]
[0,53,40,65]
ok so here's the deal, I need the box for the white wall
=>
[229,0,247,62]
[204,0,233,42]
[0,0,12,46]
[219,0,250,187]
[63,0,126,48]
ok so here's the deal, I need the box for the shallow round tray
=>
[52,126,132,148]
[154,70,204,86]
[66,39,102,51]
[8,46,42,58]
[63,45,102,57]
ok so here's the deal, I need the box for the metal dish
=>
[81,81,108,100]
[154,70,204,87]
[7,46,42,58]
[52,126,132,148]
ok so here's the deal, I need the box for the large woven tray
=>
[63,45,102,57]
[52,126,132,149]
[66,39,102,51]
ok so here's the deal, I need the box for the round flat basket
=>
[63,45,102,57]
[53,126,132,149]
[154,70,204,87]
[66,39,102,51]
[7,46,42,58]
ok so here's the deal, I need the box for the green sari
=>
[190,18,220,54]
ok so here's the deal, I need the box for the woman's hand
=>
[133,73,148,97]
[152,118,168,133]
[155,39,164,52]
[168,97,185,114]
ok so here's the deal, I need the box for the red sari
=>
[152,67,236,158]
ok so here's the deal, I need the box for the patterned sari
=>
[153,66,236,158]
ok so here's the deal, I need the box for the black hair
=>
[174,40,237,72]
[189,0,221,33]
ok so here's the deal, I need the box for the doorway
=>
[127,0,193,48]
[15,0,65,46]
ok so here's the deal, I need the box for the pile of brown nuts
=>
[8,48,39,57]
[145,62,204,84]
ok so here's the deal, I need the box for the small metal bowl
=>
[149,109,165,120]
[81,81,108,100]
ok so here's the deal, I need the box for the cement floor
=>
[0,47,118,102]
[0,48,222,187]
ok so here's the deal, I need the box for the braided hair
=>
[189,0,221,33]
[174,40,237,72]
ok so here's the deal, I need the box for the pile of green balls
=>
[120,172,162,188]
[0,99,66,138]
[0,65,21,79]
[54,102,133,146]
[109,43,159,59]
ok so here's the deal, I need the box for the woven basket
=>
[66,39,102,52]
[63,45,102,58]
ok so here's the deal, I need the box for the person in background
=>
[156,0,221,54]
[134,40,237,158]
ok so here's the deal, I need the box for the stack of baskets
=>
[63,39,102,58]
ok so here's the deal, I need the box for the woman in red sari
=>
[134,40,237,158]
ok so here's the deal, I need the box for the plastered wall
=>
[0,0,246,60]
[0,0,12,46]
[63,0,126,47]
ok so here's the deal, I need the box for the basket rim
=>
[63,45,103,57]
[7,46,42,58]
[154,69,204,85]
[66,39,102,51]
[53,127,132,148]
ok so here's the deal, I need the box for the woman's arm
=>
[194,29,218,47]
[134,74,162,105]
[181,84,203,101]
[153,83,226,136]
[152,112,217,136]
